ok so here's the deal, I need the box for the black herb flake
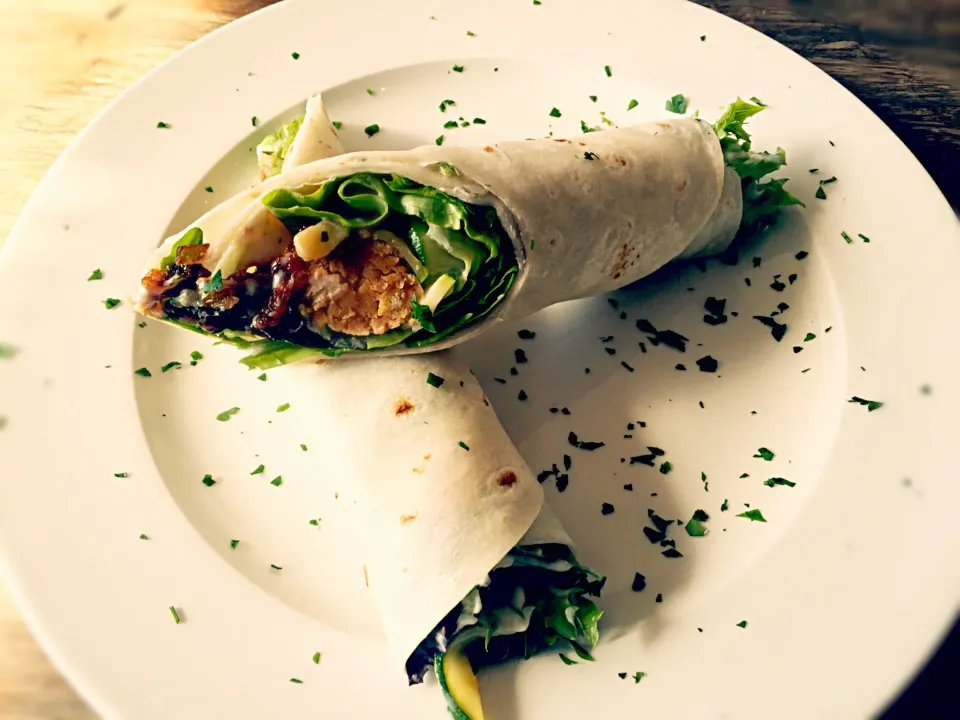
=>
[518,329,536,340]
[623,483,633,491]
[631,573,647,592]
[630,454,656,467]
[426,372,445,388]
[661,548,683,559]
[518,390,529,401]
[696,355,718,373]
[753,314,787,342]
[134,367,152,377]
[568,432,605,451]
[737,509,767,522]
[675,363,686,371]
[458,441,470,451]
[515,349,528,364]
[753,447,774,461]
[796,250,809,260]
[621,361,635,372]
[270,564,282,571]
[815,186,827,200]
[721,499,729,512]
[604,347,616,356]
[770,275,786,292]
[292,52,300,59]
[494,377,507,384]
[583,151,599,161]
[848,396,883,412]
[764,477,796,488]
[601,502,615,516]
[703,297,728,325]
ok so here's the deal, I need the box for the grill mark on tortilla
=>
[394,398,415,416]
[362,564,369,588]
[400,513,418,525]
[497,471,518,488]
[677,179,688,192]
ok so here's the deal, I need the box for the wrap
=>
[133,98,801,367]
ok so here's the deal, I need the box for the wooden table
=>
[0,2,956,718]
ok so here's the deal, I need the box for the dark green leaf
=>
[87,268,103,281]
[364,124,380,137]
[737,509,767,522]
[426,372,445,388]
[216,407,240,421]
[753,447,774,461]
[763,477,796,488]
[665,94,687,114]
[103,298,121,309]
[848,396,883,412]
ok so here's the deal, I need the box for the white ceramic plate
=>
[1,1,958,718]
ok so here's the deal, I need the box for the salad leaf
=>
[256,115,304,178]
[160,227,203,270]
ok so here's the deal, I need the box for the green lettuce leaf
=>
[256,115,304,178]
[160,227,203,270]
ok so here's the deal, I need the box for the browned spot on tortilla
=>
[610,154,627,167]
[334,492,339,500]
[313,358,327,365]
[412,455,431,474]
[609,241,632,280]
[677,179,688,192]
[497,471,518,488]
[483,146,496,153]
[424,454,431,461]
[400,513,418,525]
[394,398,415,416]
[656,122,672,129]
[552,139,571,144]
[483,395,490,407]
[577,142,586,147]
[362,564,369,588]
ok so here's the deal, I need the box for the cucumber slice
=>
[435,647,485,720]
[421,275,457,313]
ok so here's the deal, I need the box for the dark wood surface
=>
[0,1,956,718]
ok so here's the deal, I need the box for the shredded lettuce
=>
[714,98,805,238]
[405,543,605,684]
[257,115,304,178]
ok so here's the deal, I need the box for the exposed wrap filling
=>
[138,172,518,365]
[404,543,605,685]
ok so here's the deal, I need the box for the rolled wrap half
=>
[135,118,727,363]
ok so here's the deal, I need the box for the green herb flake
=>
[549,107,562,118]
[659,461,672,475]
[803,333,816,342]
[365,88,375,96]
[230,539,240,549]
[309,519,320,526]
[589,95,597,102]
[753,447,774,461]
[205,186,213,193]
[749,96,767,107]
[858,233,871,243]
[277,403,291,413]
[161,361,181,373]
[534,0,542,4]
[251,464,265,475]
[665,94,687,114]
[201,474,216,487]
[604,65,612,77]
[627,99,639,111]
[634,671,646,683]
[443,120,458,129]
[426,372,445,388]
[156,121,173,129]
[737,620,748,628]
[134,367,152,378]
[290,678,303,684]
[251,117,259,127]
[203,269,223,294]
[364,124,380,137]
[764,477,796,488]
[466,30,475,37]
[292,52,300,59]
[88,268,103,281]
[139,533,149,540]
[841,231,853,244]
[312,652,322,664]
[737,509,767,522]
[684,509,710,537]
[453,64,464,72]
[270,476,283,487]
[169,606,181,624]
[848,396,883,412]
[257,373,267,381]
[435,135,444,146]
[700,35,706,41]
[114,472,129,478]
[458,441,470,451]
[216,407,240,422]
[300,444,308,452]
[103,298,122,310]
[270,564,282,571]
[720,499,729,512]
[815,186,827,200]
[189,351,203,366]
[559,653,578,665]
[332,121,343,130]
[439,99,456,112]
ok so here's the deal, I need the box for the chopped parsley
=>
[568,431,605,451]
[627,99,639,111]
[312,652,322,664]
[848,396,883,412]
[841,231,853,244]
[103,298,121,309]
[292,52,300,59]
[589,95,597,102]
[815,187,827,200]
[439,99,456,112]
[201,474,216,487]
[549,107,562,118]
[753,447,774,461]
[230,539,240,549]
[749,96,766,107]
[270,476,283,486]
[161,361,181,373]
[87,268,103,281]
[443,120,458,129]
[700,35,706,41]
[665,94,687,114]
[139,533,149,540]
[134,367,152,377]
[169,606,181,623]
[659,461,672,475]
[270,564,282,570]
[764,477,796,488]
[426,372,445,388]
[684,509,709,537]
[458,441,470,451]
[251,117,259,127]
[276,403,291,412]
[737,620,748,628]
[858,233,871,243]
[804,333,816,342]
[309,519,320,526]
[604,65,612,77]
[364,124,380,137]
[332,121,343,130]
[634,671,646,683]
[435,135,444,145]
[216,407,240,421]
[205,186,213,193]
[473,117,487,124]
[720,499,729,512]
[453,64,464,72]
[157,121,171,129]
[290,678,303,684]
[737,509,767,522]
[114,472,129,478]
[257,373,267,381]
[251,464,265,475]
[466,30,475,37]
[300,444,308,451]
[366,88,375,96]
